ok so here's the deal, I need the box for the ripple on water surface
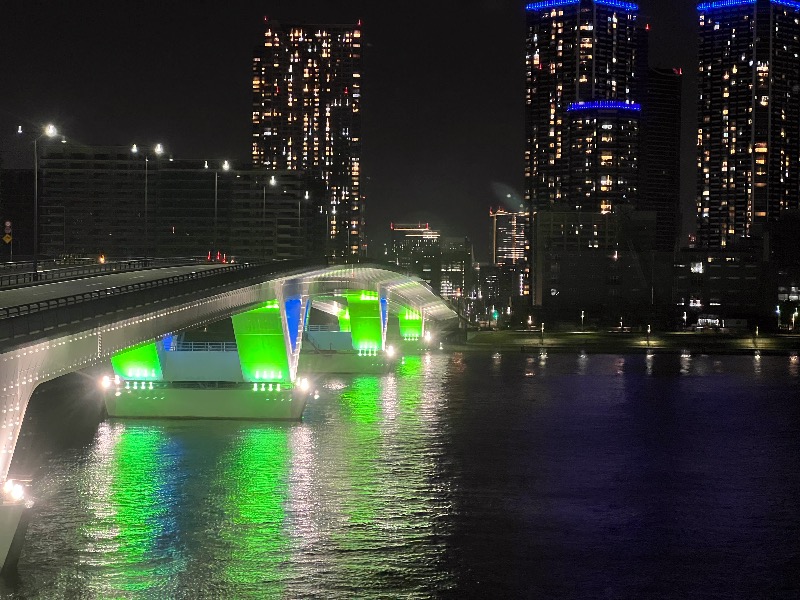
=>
[2,352,799,598]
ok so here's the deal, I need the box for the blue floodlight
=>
[596,0,639,10]
[772,0,800,10]
[526,0,579,11]
[697,0,755,11]
[567,100,642,112]
[526,0,638,10]
[698,0,800,11]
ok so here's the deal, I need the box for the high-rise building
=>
[252,19,363,260]
[440,236,474,301]
[389,223,441,290]
[525,0,641,214]
[640,67,683,252]
[696,0,800,250]
[490,206,529,265]
[489,205,531,299]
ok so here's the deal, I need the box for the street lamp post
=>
[581,310,585,331]
[20,124,60,280]
[262,182,268,259]
[793,309,798,331]
[207,160,230,259]
[131,143,164,265]
[776,305,781,330]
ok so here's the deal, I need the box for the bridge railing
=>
[167,341,238,352]
[0,257,207,289]
[0,259,323,345]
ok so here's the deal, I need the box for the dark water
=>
[2,352,800,599]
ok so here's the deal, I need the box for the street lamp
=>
[131,142,164,265]
[793,309,798,331]
[581,310,585,331]
[19,123,61,279]
[206,159,230,259]
[776,305,781,330]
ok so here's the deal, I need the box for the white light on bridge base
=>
[424,331,432,343]
[2,479,25,503]
[386,345,395,358]
[299,377,310,392]
[101,375,111,389]
[11,484,24,502]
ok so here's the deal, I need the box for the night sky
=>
[0,0,699,260]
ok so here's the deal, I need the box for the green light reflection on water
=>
[214,426,291,599]
[321,357,453,593]
[396,354,425,414]
[337,375,382,531]
[81,423,184,597]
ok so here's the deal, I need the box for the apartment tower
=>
[525,0,641,214]
[697,0,800,249]
[252,19,364,259]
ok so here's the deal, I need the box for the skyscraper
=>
[252,18,363,259]
[640,67,683,252]
[490,206,529,266]
[697,0,800,250]
[525,0,641,214]
[490,205,531,298]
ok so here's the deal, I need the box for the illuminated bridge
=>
[0,259,457,568]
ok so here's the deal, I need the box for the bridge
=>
[0,259,458,570]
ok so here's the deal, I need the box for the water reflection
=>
[10,353,800,598]
[215,427,290,598]
[680,352,692,375]
[790,353,799,378]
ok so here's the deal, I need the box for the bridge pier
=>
[104,296,313,420]
[0,490,28,573]
[299,291,398,374]
[394,307,434,354]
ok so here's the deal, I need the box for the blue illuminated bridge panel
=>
[697,0,800,10]
[567,101,642,112]
[526,0,639,11]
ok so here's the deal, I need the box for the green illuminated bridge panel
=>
[341,291,384,353]
[111,341,164,381]
[232,301,291,384]
[399,308,424,341]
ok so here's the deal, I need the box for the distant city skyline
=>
[1,1,699,260]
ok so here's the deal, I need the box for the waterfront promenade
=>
[457,329,800,355]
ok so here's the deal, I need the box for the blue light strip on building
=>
[697,0,755,11]
[772,0,800,10]
[596,0,639,10]
[567,101,642,112]
[526,0,638,10]
[525,0,579,11]
[698,0,800,10]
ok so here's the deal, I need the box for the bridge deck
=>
[0,264,224,310]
